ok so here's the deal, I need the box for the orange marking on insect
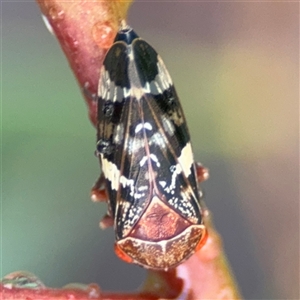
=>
[195,227,208,252]
[114,244,133,264]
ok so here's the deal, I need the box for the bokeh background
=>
[2,2,299,299]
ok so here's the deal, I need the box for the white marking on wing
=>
[164,164,182,193]
[157,56,173,87]
[135,123,143,133]
[123,87,130,98]
[149,132,167,149]
[131,86,145,101]
[144,81,151,93]
[113,123,124,144]
[138,186,148,191]
[161,115,175,135]
[135,122,153,133]
[147,56,173,96]
[127,138,145,155]
[98,69,108,98]
[144,122,153,130]
[178,142,194,177]
[120,175,135,196]
[139,156,148,167]
[150,153,160,167]
[159,181,167,188]
[101,155,120,191]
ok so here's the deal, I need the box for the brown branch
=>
[0,1,242,299]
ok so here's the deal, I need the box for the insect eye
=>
[103,101,114,118]
[167,97,175,107]
[165,90,176,108]
[96,139,115,155]
[170,165,176,172]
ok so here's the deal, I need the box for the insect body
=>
[95,24,207,270]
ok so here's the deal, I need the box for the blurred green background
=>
[2,2,299,299]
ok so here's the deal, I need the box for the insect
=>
[92,22,208,270]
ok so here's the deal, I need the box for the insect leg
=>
[195,162,209,183]
[90,173,107,202]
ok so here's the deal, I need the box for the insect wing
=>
[97,41,130,219]
[126,39,203,236]
[97,28,206,269]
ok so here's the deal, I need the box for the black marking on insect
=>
[94,23,207,270]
